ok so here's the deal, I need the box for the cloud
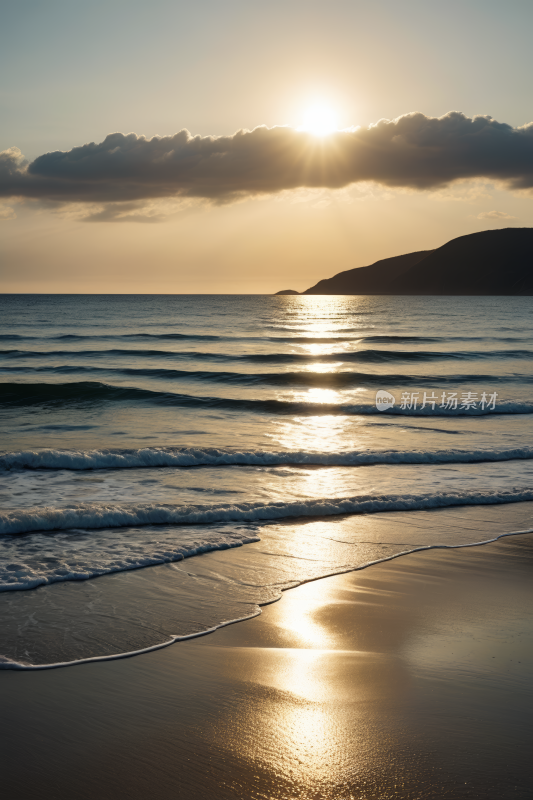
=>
[477,210,516,220]
[83,201,169,223]
[430,179,493,204]
[0,203,16,220]
[1,112,533,215]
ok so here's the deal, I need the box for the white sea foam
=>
[0,525,260,591]
[1,488,532,537]
[2,445,533,472]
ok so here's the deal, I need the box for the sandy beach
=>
[1,529,532,799]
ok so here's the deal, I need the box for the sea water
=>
[0,294,532,666]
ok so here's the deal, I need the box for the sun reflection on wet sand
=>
[198,537,533,796]
[206,564,401,790]
[266,575,340,650]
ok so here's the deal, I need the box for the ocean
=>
[1,293,532,668]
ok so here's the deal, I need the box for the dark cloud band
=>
[2,111,533,205]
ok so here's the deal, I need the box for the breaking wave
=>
[2,445,533,471]
[2,487,533,536]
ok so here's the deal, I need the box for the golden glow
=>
[306,387,340,404]
[303,362,342,373]
[272,579,337,651]
[265,415,351,453]
[300,105,338,136]
[265,296,367,452]
[214,576,374,785]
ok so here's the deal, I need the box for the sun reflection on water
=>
[302,362,343,373]
[301,342,351,356]
[305,387,341,404]
[266,415,352,452]
[265,297,376,460]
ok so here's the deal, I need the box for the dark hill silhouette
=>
[302,228,533,295]
[304,250,431,295]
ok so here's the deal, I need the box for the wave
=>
[0,381,530,415]
[3,347,533,364]
[2,488,533,536]
[2,445,533,472]
[2,365,531,389]
[360,335,532,344]
[0,333,233,344]
[2,331,531,347]
[56,332,222,341]
[0,335,39,341]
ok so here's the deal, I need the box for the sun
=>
[300,105,338,136]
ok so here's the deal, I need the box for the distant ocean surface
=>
[1,294,532,667]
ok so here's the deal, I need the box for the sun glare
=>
[301,105,338,136]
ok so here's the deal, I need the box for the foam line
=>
[0,611,263,670]
[2,488,533,536]
[3,526,532,670]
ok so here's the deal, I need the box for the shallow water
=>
[0,294,532,665]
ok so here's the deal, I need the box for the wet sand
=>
[1,533,532,799]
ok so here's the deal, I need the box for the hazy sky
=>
[1,0,532,293]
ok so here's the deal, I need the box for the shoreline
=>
[1,528,532,798]
[2,522,533,670]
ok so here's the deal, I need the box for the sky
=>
[1,0,532,293]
